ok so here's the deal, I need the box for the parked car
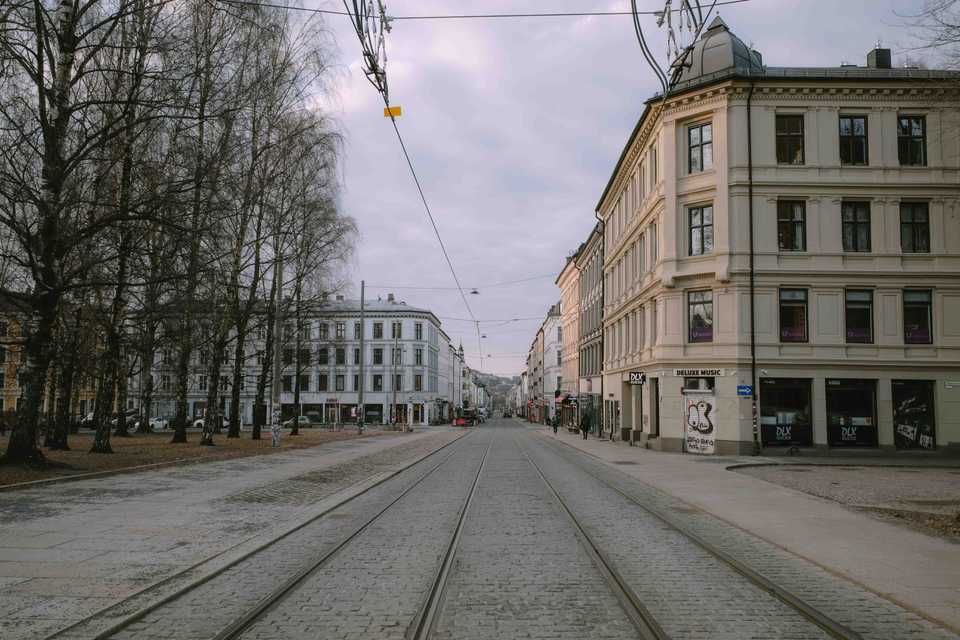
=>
[145,416,171,431]
[110,410,140,428]
[80,412,95,429]
[282,415,313,429]
[192,416,229,430]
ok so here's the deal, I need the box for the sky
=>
[311,0,930,376]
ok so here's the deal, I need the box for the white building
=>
[542,303,562,421]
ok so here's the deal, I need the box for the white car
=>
[148,417,170,432]
[192,416,230,430]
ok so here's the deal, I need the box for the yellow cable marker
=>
[383,105,402,117]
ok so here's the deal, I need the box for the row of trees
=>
[0,0,354,465]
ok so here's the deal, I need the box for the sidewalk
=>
[535,425,960,632]
[0,429,462,640]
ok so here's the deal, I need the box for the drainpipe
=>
[747,80,759,456]
[594,211,607,440]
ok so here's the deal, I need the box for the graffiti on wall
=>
[684,395,716,455]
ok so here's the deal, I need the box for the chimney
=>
[867,47,891,69]
[387,293,395,303]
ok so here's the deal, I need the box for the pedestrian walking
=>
[552,415,558,435]
[580,411,591,440]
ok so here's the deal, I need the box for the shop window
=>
[892,380,936,450]
[903,290,933,344]
[845,290,873,344]
[826,379,877,447]
[779,289,808,342]
[760,378,813,446]
[682,377,714,392]
[687,290,713,343]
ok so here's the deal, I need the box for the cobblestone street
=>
[3,420,959,639]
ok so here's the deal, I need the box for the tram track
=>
[534,435,865,640]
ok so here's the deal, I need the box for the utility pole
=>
[270,249,283,447]
[391,327,399,429]
[357,281,365,434]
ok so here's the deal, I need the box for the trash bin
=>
[621,426,631,442]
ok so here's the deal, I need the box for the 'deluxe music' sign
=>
[674,368,725,377]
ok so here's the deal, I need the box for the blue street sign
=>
[737,385,753,397]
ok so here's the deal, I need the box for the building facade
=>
[542,303,562,422]
[526,329,544,422]
[577,224,604,429]
[557,254,581,427]
[597,17,960,454]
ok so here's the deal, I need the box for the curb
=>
[45,429,470,640]
[0,432,392,493]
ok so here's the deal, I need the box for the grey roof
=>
[315,298,434,315]
[675,17,762,87]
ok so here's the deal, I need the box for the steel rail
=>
[76,432,471,640]
[539,437,864,640]
[406,436,493,640]
[517,438,668,640]
[210,436,484,640]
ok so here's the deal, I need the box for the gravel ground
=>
[736,465,960,539]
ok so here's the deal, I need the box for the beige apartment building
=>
[598,18,960,454]
[557,253,580,427]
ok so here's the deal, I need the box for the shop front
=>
[826,379,878,447]
[363,404,383,425]
[892,380,937,450]
[759,378,813,447]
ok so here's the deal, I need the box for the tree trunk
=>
[252,268,279,440]
[227,322,246,438]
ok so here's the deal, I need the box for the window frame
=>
[777,200,806,252]
[687,204,714,256]
[900,201,930,254]
[897,115,926,167]
[373,322,383,339]
[687,290,714,343]
[903,290,933,345]
[687,121,713,173]
[839,115,869,166]
[775,114,805,165]
[779,288,809,343]
[842,201,872,253]
[844,290,874,344]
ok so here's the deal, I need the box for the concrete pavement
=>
[531,422,960,632]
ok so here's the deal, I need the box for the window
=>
[760,379,813,446]
[415,323,423,340]
[651,223,658,264]
[298,374,310,392]
[779,289,808,342]
[900,202,930,253]
[353,374,360,391]
[414,374,423,392]
[897,115,926,166]
[282,349,293,365]
[903,290,933,345]
[373,374,383,391]
[373,348,383,365]
[687,122,713,173]
[318,347,328,365]
[335,322,345,339]
[256,325,267,340]
[392,348,401,365]
[299,323,311,340]
[0,321,7,336]
[415,348,423,366]
[394,374,402,391]
[335,348,345,365]
[298,349,311,366]
[683,377,714,392]
[318,323,328,340]
[0,373,4,389]
[688,205,714,256]
[354,348,361,365]
[891,380,936,450]
[557,350,562,366]
[687,291,713,343]
[839,115,868,165]
[281,376,291,393]
[777,201,806,251]
[826,379,878,447]
[842,201,871,252]
[776,114,805,164]
[391,321,402,339]
[161,374,171,392]
[373,322,383,339]
[0,346,4,364]
[354,322,362,339]
[318,374,328,391]
[335,375,345,391]
[845,290,873,344]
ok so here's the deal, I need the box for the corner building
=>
[598,18,960,454]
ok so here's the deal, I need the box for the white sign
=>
[684,395,716,455]
[675,368,725,377]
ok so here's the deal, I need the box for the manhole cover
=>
[612,460,638,465]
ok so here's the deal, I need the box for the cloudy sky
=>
[314,0,930,376]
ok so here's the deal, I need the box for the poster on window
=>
[892,381,936,450]
[684,395,716,455]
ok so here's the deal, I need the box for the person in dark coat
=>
[580,411,591,440]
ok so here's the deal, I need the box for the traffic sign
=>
[737,385,753,397]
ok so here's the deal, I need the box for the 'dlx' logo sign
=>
[629,372,646,385]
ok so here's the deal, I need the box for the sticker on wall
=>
[685,395,716,455]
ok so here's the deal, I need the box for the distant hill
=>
[473,372,517,408]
